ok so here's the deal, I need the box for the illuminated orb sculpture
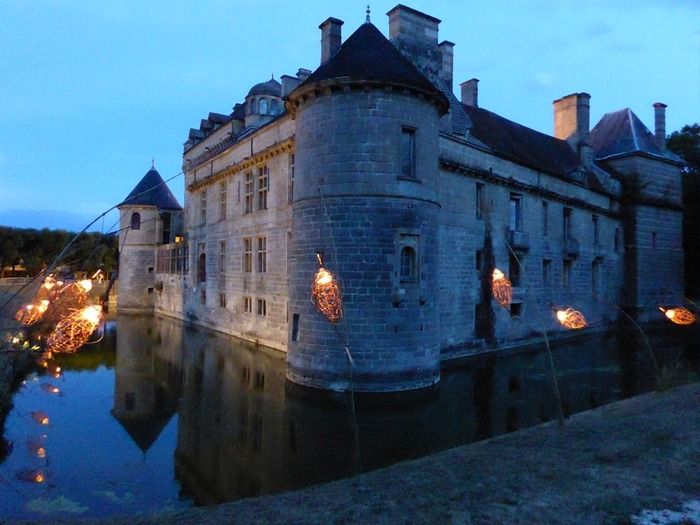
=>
[46,304,102,353]
[659,307,696,326]
[492,268,512,308]
[14,300,50,326]
[36,275,58,302]
[556,308,588,330]
[311,267,343,323]
[43,279,92,326]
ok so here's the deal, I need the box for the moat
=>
[0,315,697,521]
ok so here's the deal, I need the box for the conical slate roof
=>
[291,22,448,113]
[114,414,174,452]
[590,108,681,162]
[119,167,183,210]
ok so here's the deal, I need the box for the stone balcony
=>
[508,230,530,251]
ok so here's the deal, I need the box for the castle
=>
[117,5,684,392]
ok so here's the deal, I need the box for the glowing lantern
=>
[31,411,50,425]
[555,308,588,329]
[46,305,102,353]
[41,383,61,395]
[659,307,696,325]
[37,447,46,459]
[492,268,512,308]
[311,254,343,323]
[14,299,50,326]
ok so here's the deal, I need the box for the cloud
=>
[532,72,556,87]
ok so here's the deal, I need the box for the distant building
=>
[118,5,684,392]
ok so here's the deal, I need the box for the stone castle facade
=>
[118,5,684,392]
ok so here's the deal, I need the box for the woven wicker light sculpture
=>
[492,268,512,308]
[46,304,102,354]
[15,300,50,326]
[311,253,343,323]
[659,307,696,325]
[556,307,588,329]
[42,279,92,326]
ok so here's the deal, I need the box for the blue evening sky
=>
[1,0,698,232]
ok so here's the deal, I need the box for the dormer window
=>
[270,99,279,115]
[259,98,268,115]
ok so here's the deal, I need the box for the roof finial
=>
[366,4,370,23]
[151,157,155,169]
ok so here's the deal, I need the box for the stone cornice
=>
[187,138,294,191]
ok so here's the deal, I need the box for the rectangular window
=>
[399,234,419,283]
[200,190,207,225]
[476,183,484,220]
[256,298,267,316]
[563,207,573,240]
[400,127,416,179]
[257,236,267,273]
[161,212,171,244]
[542,201,549,236]
[592,214,599,246]
[542,259,551,286]
[219,240,226,275]
[510,303,522,317]
[563,259,572,287]
[291,313,300,341]
[509,193,522,231]
[257,165,268,210]
[509,253,521,287]
[243,296,252,313]
[219,181,227,220]
[288,153,295,203]
[243,237,252,272]
[219,293,226,308]
[244,172,254,213]
[475,250,483,271]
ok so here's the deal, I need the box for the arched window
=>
[270,99,279,115]
[130,212,141,230]
[197,253,206,283]
[259,98,268,115]
[400,246,417,282]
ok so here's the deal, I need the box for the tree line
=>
[0,226,118,277]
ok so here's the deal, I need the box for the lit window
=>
[130,212,141,230]
[400,127,416,179]
[258,166,268,210]
[219,181,227,220]
[243,238,252,272]
[257,237,267,273]
[244,172,254,213]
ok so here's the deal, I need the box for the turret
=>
[285,15,448,391]
[117,165,183,312]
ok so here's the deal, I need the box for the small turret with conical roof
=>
[117,163,183,312]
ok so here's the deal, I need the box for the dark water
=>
[0,315,697,520]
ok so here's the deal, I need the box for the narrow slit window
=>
[400,127,416,179]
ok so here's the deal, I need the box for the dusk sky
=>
[1,0,698,233]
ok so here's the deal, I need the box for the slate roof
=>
[590,108,682,162]
[248,78,281,97]
[113,415,174,452]
[293,22,448,113]
[462,104,580,177]
[119,167,183,210]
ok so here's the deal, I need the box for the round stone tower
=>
[285,20,449,391]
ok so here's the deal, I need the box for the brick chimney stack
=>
[320,18,343,65]
[653,102,667,150]
[461,78,479,107]
[438,40,454,91]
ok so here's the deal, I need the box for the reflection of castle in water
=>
[112,315,183,453]
[111,315,697,504]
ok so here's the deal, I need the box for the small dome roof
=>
[247,78,281,97]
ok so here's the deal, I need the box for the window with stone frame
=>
[243,237,252,272]
[219,181,227,220]
[399,234,419,283]
[200,190,207,225]
[257,236,267,273]
[563,207,573,240]
[259,98,268,115]
[130,212,141,230]
[592,214,600,246]
[244,172,254,213]
[542,259,551,286]
[563,259,572,287]
[509,193,523,232]
[476,183,485,220]
[243,296,252,313]
[288,153,295,203]
[257,165,268,210]
[400,126,417,179]
[542,201,549,236]
[257,298,267,316]
[219,240,226,276]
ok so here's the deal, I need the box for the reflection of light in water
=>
[16,470,45,484]
[31,412,50,425]
[659,307,696,325]
[41,383,61,395]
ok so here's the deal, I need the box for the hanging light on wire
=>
[46,304,102,353]
[555,307,588,329]
[659,306,696,325]
[492,268,512,308]
[311,252,343,323]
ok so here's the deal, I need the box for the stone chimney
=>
[461,78,479,107]
[438,40,454,91]
[387,5,442,81]
[281,75,301,98]
[296,68,311,81]
[320,17,343,64]
[653,102,667,150]
[554,92,593,166]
